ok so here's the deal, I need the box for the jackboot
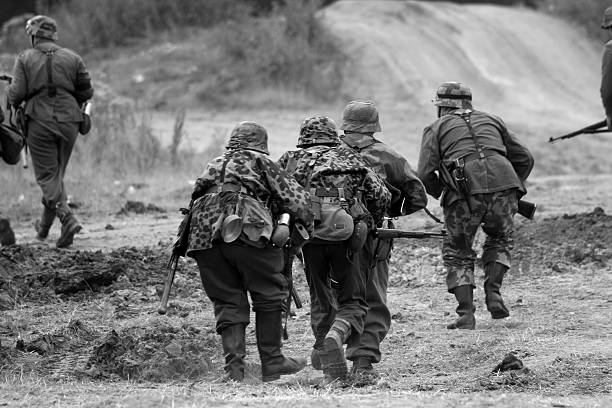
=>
[256,310,307,382]
[56,203,82,249]
[34,205,56,240]
[0,218,16,246]
[310,334,326,371]
[447,285,476,330]
[320,318,351,380]
[484,263,510,319]
[220,324,246,382]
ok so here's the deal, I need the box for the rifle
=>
[375,228,447,239]
[281,245,305,340]
[158,206,192,315]
[549,120,610,143]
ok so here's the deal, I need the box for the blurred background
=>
[0,0,611,219]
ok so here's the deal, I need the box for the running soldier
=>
[278,116,391,380]
[8,15,93,248]
[186,121,314,382]
[601,6,612,128]
[417,82,534,330]
[338,101,427,375]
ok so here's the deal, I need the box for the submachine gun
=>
[549,120,611,143]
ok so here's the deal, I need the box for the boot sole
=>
[56,224,82,248]
[320,338,347,380]
[261,360,306,382]
[490,309,510,319]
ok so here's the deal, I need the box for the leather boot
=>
[310,335,325,370]
[220,324,246,382]
[447,285,476,330]
[0,218,16,246]
[35,205,56,240]
[56,203,82,248]
[256,310,306,382]
[484,263,510,319]
[320,318,351,380]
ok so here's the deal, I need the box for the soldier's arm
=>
[7,55,27,107]
[496,120,535,182]
[191,157,222,200]
[73,56,93,104]
[601,42,612,122]
[363,169,392,222]
[417,126,444,199]
[260,157,314,234]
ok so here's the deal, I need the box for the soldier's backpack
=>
[300,147,373,242]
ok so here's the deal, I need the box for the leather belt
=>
[461,149,500,162]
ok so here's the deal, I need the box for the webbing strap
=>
[44,50,56,97]
[457,111,485,159]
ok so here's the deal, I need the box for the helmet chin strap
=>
[30,36,35,47]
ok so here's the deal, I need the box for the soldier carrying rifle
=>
[417,82,534,330]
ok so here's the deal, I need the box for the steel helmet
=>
[296,116,339,147]
[602,7,612,29]
[433,82,473,109]
[25,15,58,41]
[226,121,269,154]
[339,101,381,133]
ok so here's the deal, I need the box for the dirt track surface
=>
[1,197,611,407]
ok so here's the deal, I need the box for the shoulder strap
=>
[217,151,233,192]
[455,110,486,159]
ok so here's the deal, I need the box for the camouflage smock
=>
[602,39,612,120]
[340,132,427,216]
[186,148,314,254]
[277,145,391,223]
[417,109,534,207]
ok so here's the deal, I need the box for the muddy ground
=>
[0,199,610,407]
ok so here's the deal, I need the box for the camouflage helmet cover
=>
[433,82,473,109]
[339,100,382,133]
[297,116,339,147]
[25,15,58,41]
[226,121,269,154]
[602,6,612,29]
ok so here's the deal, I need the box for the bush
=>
[201,0,345,106]
[49,0,253,52]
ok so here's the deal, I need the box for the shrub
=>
[48,0,253,52]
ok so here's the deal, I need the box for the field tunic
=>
[418,110,533,207]
[187,148,313,254]
[340,132,427,216]
[601,39,612,120]
[8,40,93,123]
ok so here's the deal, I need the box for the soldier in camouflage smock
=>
[186,121,314,382]
[338,101,427,375]
[278,116,391,380]
[417,82,534,330]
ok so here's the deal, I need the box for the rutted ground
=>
[0,201,610,407]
